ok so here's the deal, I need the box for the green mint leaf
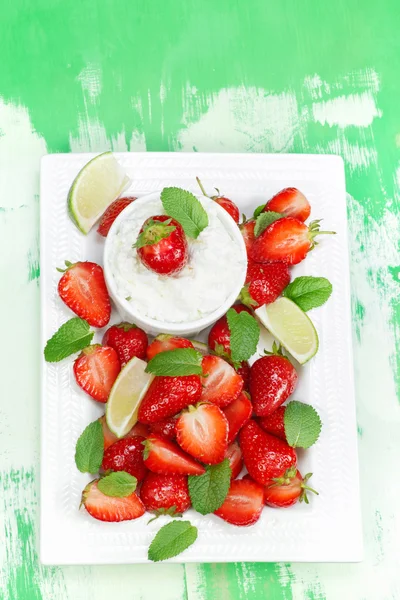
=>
[188,459,231,515]
[97,471,137,497]
[284,401,322,449]
[283,276,333,311]
[148,520,198,562]
[253,203,266,218]
[75,420,104,473]
[161,187,208,239]
[44,317,94,362]
[254,211,282,237]
[146,348,203,376]
[226,309,260,363]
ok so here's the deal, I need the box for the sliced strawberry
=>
[259,406,286,441]
[146,334,194,361]
[240,220,256,259]
[264,188,310,222]
[138,375,202,423]
[225,441,243,479]
[102,322,148,366]
[149,415,178,440]
[101,436,148,481]
[263,467,318,508]
[73,345,120,403]
[135,215,188,276]
[176,403,228,465]
[97,197,137,237]
[214,478,264,526]
[99,417,149,451]
[200,355,243,408]
[143,434,205,475]
[240,262,291,308]
[81,480,145,522]
[140,472,191,513]
[57,261,111,327]
[223,391,253,444]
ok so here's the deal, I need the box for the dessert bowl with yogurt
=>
[104,191,247,335]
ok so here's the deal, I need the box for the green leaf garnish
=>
[284,401,322,449]
[148,520,198,562]
[44,317,94,362]
[97,471,137,497]
[146,348,203,376]
[254,211,282,237]
[283,276,333,311]
[226,309,260,364]
[75,420,104,474]
[253,203,266,218]
[161,187,208,239]
[188,459,231,515]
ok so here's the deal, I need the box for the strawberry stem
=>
[196,177,209,198]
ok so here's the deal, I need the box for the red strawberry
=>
[149,415,178,440]
[73,345,120,403]
[135,215,188,276]
[237,360,251,391]
[102,436,148,481]
[81,480,145,522]
[176,403,228,464]
[143,434,205,475]
[239,420,297,485]
[146,334,193,361]
[225,441,243,479]
[264,188,310,222]
[140,472,191,513]
[200,355,243,408]
[240,262,291,308]
[196,177,240,223]
[97,196,137,237]
[127,422,150,438]
[240,220,256,258]
[263,467,318,508]
[57,261,111,327]
[99,416,149,451]
[102,322,148,366]
[259,406,286,441]
[208,304,252,358]
[138,375,202,423]
[252,217,335,265]
[223,391,253,444]
[249,346,298,417]
[214,478,264,526]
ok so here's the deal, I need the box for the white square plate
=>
[40,152,362,564]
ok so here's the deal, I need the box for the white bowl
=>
[103,191,247,336]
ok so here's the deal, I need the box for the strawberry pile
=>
[45,182,335,562]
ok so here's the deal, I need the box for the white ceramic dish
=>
[104,191,247,336]
[40,152,362,564]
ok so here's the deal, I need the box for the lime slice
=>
[255,297,319,364]
[106,357,154,438]
[191,340,209,355]
[68,151,131,234]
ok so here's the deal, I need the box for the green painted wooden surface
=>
[0,1,399,598]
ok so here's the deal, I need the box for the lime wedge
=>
[68,151,131,234]
[255,297,319,364]
[106,357,154,438]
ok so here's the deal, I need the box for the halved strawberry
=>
[97,197,137,237]
[240,262,291,308]
[240,220,256,259]
[176,403,228,465]
[149,415,178,440]
[223,391,253,444]
[57,261,111,327]
[200,355,243,408]
[102,322,148,366]
[73,345,120,403]
[99,416,149,451]
[140,472,191,513]
[143,434,205,475]
[101,436,148,481]
[225,441,243,479]
[138,375,202,423]
[214,478,264,526]
[258,406,286,441]
[263,467,318,508]
[252,217,335,265]
[81,480,145,522]
[146,334,194,361]
[264,188,310,222]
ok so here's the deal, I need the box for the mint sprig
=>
[253,203,266,219]
[44,317,94,362]
[254,211,282,237]
[146,348,203,376]
[75,420,104,473]
[283,276,333,311]
[226,309,260,364]
[188,459,231,515]
[161,187,208,239]
[148,520,198,562]
[97,471,137,497]
[284,401,322,448]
